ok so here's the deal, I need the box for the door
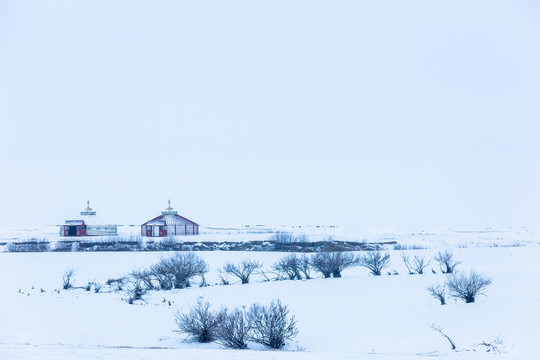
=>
[160,226,167,237]
[146,226,152,237]
[68,226,77,236]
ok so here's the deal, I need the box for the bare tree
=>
[311,252,357,278]
[175,298,224,343]
[219,259,262,284]
[431,324,456,350]
[62,269,76,290]
[427,283,447,305]
[216,307,251,349]
[357,251,390,276]
[247,299,298,349]
[446,270,492,303]
[434,250,462,274]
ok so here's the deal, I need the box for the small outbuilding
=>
[60,202,118,237]
[141,201,199,237]
[61,220,87,236]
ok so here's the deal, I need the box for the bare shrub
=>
[131,269,156,290]
[434,250,462,274]
[272,254,304,280]
[270,232,308,243]
[357,251,390,276]
[270,232,294,243]
[175,298,224,343]
[427,283,446,305]
[446,270,492,303]
[152,252,209,289]
[311,252,357,278]
[402,253,430,274]
[475,336,506,353]
[149,261,175,290]
[106,277,127,291]
[94,282,102,293]
[62,269,75,290]
[219,259,262,284]
[394,243,426,250]
[218,272,230,285]
[247,299,298,349]
[216,307,251,349]
[7,240,50,252]
[126,279,147,304]
[298,254,312,279]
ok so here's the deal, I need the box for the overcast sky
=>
[0,1,538,229]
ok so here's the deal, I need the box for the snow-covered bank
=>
[1,225,538,250]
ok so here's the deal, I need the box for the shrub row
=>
[175,298,298,349]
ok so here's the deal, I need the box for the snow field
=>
[0,247,539,359]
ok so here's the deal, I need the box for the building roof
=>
[142,201,198,227]
[64,220,85,226]
[142,213,199,227]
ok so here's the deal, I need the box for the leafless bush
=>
[94,282,102,293]
[149,261,175,290]
[62,269,75,290]
[270,232,294,243]
[247,299,298,349]
[434,250,462,274]
[216,307,251,349]
[131,269,156,290]
[475,336,506,353]
[217,272,230,285]
[126,279,147,304]
[311,252,357,278]
[394,243,426,250]
[402,253,430,274]
[357,251,390,276]
[151,252,209,289]
[7,240,50,252]
[219,259,262,284]
[175,298,224,343]
[270,232,308,243]
[298,254,312,279]
[446,270,492,303]
[106,277,127,291]
[427,283,447,305]
[272,254,308,280]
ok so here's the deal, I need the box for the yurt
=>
[141,200,199,237]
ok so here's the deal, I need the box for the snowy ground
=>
[1,239,539,359]
[0,225,537,249]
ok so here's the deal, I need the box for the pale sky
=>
[0,1,539,229]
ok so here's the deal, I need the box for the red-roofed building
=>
[141,201,199,237]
